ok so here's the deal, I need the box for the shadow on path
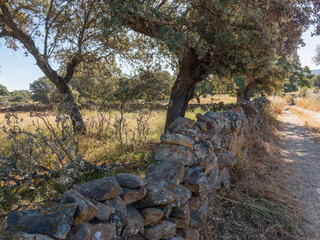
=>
[280,109,320,239]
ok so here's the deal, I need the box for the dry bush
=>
[295,97,320,112]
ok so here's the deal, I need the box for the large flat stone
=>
[60,190,98,226]
[134,184,176,208]
[75,177,122,201]
[141,208,164,226]
[142,221,176,240]
[121,187,146,205]
[155,143,196,166]
[115,173,144,189]
[122,206,144,236]
[145,159,184,191]
[5,203,76,239]
[160,133,194,148]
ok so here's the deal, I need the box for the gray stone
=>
[122,187,146,205]
[168,237,184,240]
[92,200,111,221]
[190,228,200,240]
[169,217,189,230]
[195,120,207,132]
[126,234,146,240]
[67,222,90,240]
[116,173,144,189]
[171,203,190,221]
[172,185,191,208]
[61,190,98,226]
[105,197,127,235]
[221,168,230,187]
[145,159,184,191]
[11,233,55,240]
[167,117,195,132]
[88,223,116,240]
[75,177,122,201]
[160,133,194,148]
[142,221,176,240]
[134,184,176,208]
[190,210,204,231]
[5,203,76,240]
[216,151,236,168]
[141,208,164,226]
[155,143,196,166]
[123,206,144,236]
[182,167,209,197]
[193,141,218,174]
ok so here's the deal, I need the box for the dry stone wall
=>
[4,98,269,240]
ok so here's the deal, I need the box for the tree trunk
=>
[237,81,257,103]
[165,48,206,130]
[55,78,86,134]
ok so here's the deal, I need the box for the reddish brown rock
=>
[141,208,164,226]
[122,187,147,205]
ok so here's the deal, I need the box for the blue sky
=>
[1,28,320,91]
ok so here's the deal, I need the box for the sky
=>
[1,28,320,91]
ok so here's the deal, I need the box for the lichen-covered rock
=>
[190,210,204,231]
[88,223,116,240]
[75,177,122,201]
[204,112,231,133]
[188,196,200,211]
[126,234,146,240]
[155,143,196,166]
[122,206,145,236]
[182,167,209,198]
[167,117,195,133]
[5,203,76,240]
[141,208,164,226]
[169,217,189,230]
[195,120,207,132]
[122,187,147,205]
[145,159,184,191]
[115,173,144,189]
[10,233,55,240]
[160,133,194,148]
[168,237,184,240]
[171,203,190,221]
[61,190,98,226]
[216,151,237,168]
[142,221,176,240]
[172,185,191,208]
[92,200,111,221]
[134,184,176,208]
[221,168,230,187]
[105,197,127,236]
[67,222,90,240]
[193,141,218,175]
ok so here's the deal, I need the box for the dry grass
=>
[295,97,320,112]
[204,108,305,240]
[269,96,287,115]
[189,94,237,104]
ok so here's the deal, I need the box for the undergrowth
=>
[204,107,303,240]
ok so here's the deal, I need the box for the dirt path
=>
[279,108,320,239]
[291,105,320,123]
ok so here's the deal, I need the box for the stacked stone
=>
[4,98,268,240]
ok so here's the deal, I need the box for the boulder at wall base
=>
[75,177,122,201]
[60,190,98,226]
[115,173,144,189]
[133,184,177,208]
[67,222,116,240]
[154,143,196,166]
[5,203,77,240]
[145,158,185,191]
[142,221,176,240]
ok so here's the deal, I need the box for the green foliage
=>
[29,77,54,104]
[0,84,9,96]
[312,75,320,89]
[283,56,312,92]
[7,90,31,104]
